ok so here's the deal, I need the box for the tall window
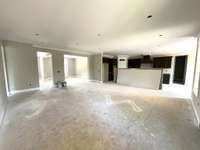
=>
[193,39,200,96]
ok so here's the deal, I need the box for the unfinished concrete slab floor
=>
[0,79,200,150]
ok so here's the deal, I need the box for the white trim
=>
[88,79,102,83]
[9,88,39,95]
[191,99,200,128]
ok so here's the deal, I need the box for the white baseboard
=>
[88,80,103,83]
[9,88,39,95]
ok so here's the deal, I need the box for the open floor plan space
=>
[0,80,199,150]
[1,0,200,149]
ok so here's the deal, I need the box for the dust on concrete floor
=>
[0,79,200,150]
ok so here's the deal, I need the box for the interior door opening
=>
[37,51,53,89]
[64,55,89,82]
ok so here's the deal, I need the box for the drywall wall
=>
[192,36,200,127]
[51,52,65,82]
[92,54,102,81]
[162,51,196,98]
[88,55,95,80]
[3,40,95,92]
[0,42,7,126]
[4,41,39,92]
[117,68,162,89]
[43,57,53,79]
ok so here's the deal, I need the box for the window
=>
[193,39,200,96]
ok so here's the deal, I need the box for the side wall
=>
[3,40,97,92]
[162,51,196,98]
[92,54,102,81]
[0,41,7,126]
[4,41,39,92]
[192,36,200,127]
[51,52,65,82]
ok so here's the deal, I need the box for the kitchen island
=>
[117,68,162,90]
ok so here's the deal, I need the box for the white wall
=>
[0,41,7,126]
[118,55,128,69]
[162,51,196,98]
[93,54,102,81]
[192,36,200,127]
[3,40,95,92]
[4,41,39,92]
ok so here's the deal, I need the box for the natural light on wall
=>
[193,38,200,96]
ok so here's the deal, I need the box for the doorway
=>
[103,57,117,83]
[64,55,89,81]
[37,52,53,88]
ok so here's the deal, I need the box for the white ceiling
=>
[0,0,199,55]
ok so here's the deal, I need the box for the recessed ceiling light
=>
[147,15,152,19]
[97,33,101,37]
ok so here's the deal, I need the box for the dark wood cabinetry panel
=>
[128,58,141,68]
[153,56,172,68]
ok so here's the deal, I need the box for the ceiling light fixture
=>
[34,33,40,36]
[97,33,101,37]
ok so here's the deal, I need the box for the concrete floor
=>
[0,79,200,150]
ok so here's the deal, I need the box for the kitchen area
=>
[103,54,193,97]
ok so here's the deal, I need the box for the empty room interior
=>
[1,0,200,150]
